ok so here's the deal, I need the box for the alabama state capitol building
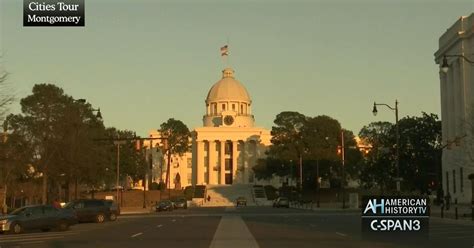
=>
[148,67,271,188]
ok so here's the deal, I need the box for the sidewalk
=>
[120,206,154,215]
[289,201,359,211]
[430,204,473,224]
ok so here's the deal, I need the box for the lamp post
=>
[340,130,346,209]
[373,100,401,192]
[440,54,474,73]
[292,126,304,192]
[113,140,126,205]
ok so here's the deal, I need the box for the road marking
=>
[0,235,65,243]
[430,229,474,235]
[20,241,44,245]
[0,231,79,239]
[310,224,317,227]
[225,207,236,212]
[447,234,474,239]
[209,216,259,248]
[157,224,163,228]
[336,232,347,237]
[120,212,358,219]
[131,232,143,238]
[172,219,176,222]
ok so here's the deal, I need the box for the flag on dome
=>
[220,45,229,56]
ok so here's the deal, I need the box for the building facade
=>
[435,14,474,203]
[148,67,271,188]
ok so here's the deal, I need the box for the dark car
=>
[236,197,247,207]
[273,197,290,208]
[172,198,187,209]
[64,199,115,223]
[0,205,77,234]
[102,200,120,221]
[156,200,174,212]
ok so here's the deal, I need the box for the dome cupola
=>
[206,68,251,104]
[203,68,255,128]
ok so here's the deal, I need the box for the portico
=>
[192,68,271,185]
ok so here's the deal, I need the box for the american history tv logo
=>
[361,196,429,239]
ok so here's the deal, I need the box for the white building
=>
[148,67,271,188]
[435,14,474,203]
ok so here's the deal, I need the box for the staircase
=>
[202,184,255,207]
[252,185,272,206]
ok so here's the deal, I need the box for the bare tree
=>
[0,61,14,122]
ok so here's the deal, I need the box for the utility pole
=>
[341,130,346,209]
[113,140,126,205]
[316,159,320,208]
[299,153,303,191]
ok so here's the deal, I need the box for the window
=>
[44,206,58,215]
[187,173,192,184]
[187,158,192,168]
[453,169,456,193]
[74,202,84,209]
[213,104,217,114]
[225,142,232,155]
[460,167,464,192]
[225,158,232,170]
[241,105,243,114]
[30,206,43,215]
[232,104,235,110]
[85,200,103,208]
[222,104,226,110]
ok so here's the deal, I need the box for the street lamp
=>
[77,99,102,119]
[440,54,474,73]
[340,130,346,209]
[372,100,401,192]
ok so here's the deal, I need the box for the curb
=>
[430,216,474,226]
[289,205,360,212]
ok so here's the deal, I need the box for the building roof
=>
[206,68,251,104]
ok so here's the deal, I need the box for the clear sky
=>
[1,0,473,136]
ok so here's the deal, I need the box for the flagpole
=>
[226,37,230,67]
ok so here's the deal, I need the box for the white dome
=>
[206,68,251,103]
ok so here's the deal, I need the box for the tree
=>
[268,111,307,162]
[358,122,395,192]
[259,112,361,190]
[0,62,14,122]
[0,128,33,208]
[358,113,441,193]
[397,113,441,193]
[6,84,106,203]
[158,118,190,189]
[302,115,341,161]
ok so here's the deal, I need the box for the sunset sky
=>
[1,0,473,136]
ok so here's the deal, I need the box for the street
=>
[0,206,472,248]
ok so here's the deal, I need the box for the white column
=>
[446,65,454,141]
[220,140,226,185]
[232,140,238,184]
[241,142,247,184]
[209,140,216,184]
[440,71,448,144]
[197,141,205,185]
[452,60,461,137]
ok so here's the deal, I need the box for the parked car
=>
[273,197,290,208]
[236,196,247,207]
[0,205,77,234]
[102,200,120,221]
[64,199,115,223]
[156,200,174,212]
[172,198,188,209]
